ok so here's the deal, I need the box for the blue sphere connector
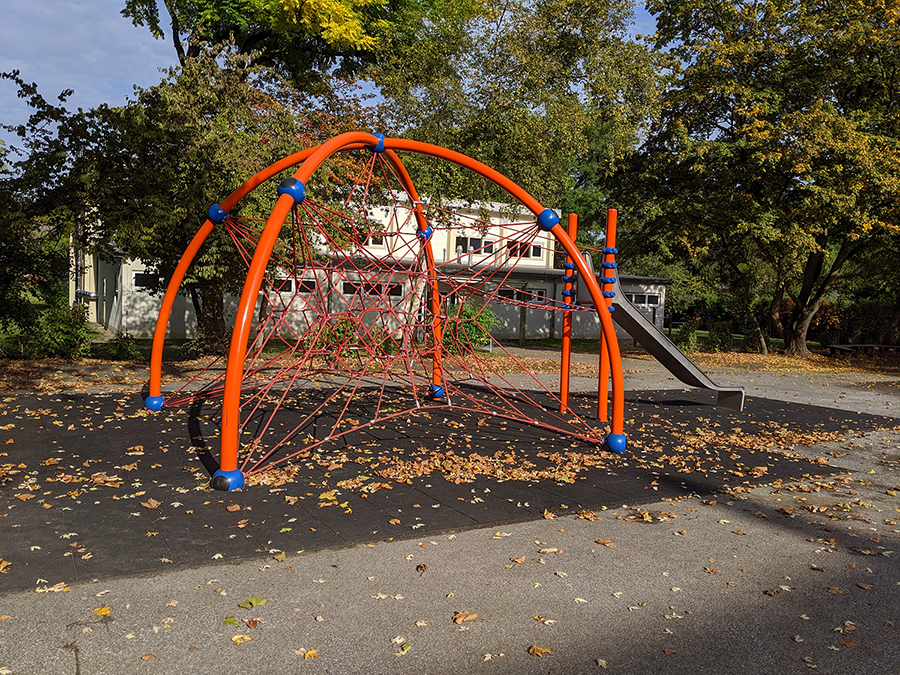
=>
[277,177,306,204]
[370,133,386,153]
[536,209,560,231]
[144,395,165,412]
[563,262,576,270]
[601,276,616,284]
[562,275,576,283]
[416,226,434,242]
[602,247,618,254]
[429,384,445,399]
[604,433,627,454]
[601,261,618,269]
[562,289,575,297]
[211,469,245,492]
[602,291,615,298]
[208,204,228,224]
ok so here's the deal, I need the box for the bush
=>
[673,317,700,352]
[707,320,733,352]
[104,332,143,360]
[38,303,92,358]
[442,302,500,354]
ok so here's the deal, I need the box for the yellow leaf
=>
[304,649,319,659]
[528,645,551,657]
[93,606,111,616]
[232,634,253,644]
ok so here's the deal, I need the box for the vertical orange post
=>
[597,209,617,420]
[559,214,577,413]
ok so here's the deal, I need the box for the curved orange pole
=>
[176,131,627,487]
[146,143,369,405]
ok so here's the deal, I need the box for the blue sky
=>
[1,0,656,151]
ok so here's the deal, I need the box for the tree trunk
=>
[747,311,768,355]
[187,283,229,354]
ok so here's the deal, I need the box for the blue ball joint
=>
[208,204,229,224]
[369,132,386,153]
[277,177,306,204]
[416,226,434,242]
[536,208,560,231]
[211,469,245,492]
[603,433,627,454]
[429,384,445,400]
[144,395,165,412]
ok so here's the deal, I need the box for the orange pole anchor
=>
[597,209,618,421]
[559,213,577,413]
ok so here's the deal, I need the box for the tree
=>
[0,73,84,333]
[628,0,900,354]
[374,0,661,219]
[75,48,376,351]
[122,0,422,91]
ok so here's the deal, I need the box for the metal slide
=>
[608,276,746,412]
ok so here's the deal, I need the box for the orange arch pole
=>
[598,209,618,421]
[145,143,369,408]
[151,131,628,490]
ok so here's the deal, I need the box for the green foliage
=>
[103,333,144,361]
[625,0,900,355]
[442,302,500,354]
[121,0,404,90]
[38,304,92,359]
[707,321,733,353]
[672,317,699,353]
[375,0,661,213]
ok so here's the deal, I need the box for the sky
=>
[0,0,656,152]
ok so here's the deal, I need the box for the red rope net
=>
[163,153,607,478]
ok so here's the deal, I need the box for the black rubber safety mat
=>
[0,388,893,594]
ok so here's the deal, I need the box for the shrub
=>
[104,332,143,360]
[707,320,733,352]
[673,318,700,352]
[442,302,500,354]
[38,303,92,358]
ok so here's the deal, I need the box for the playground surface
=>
[1,351,900,674]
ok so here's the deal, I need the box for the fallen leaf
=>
[510,556,526,564]
[140,498,160,510]
[793,635,804,643]
[538,548,559,554]
[389,518,401,525]
[664,649,678,656]
[840,640,856,649]
[141,654,153,661]
[223,615,238,626]
[273,552,286,563]
[827,587,844,595]
[597,658,609,668]
[167,600,178,607]
[0,559,11,574]
[452,611,477,624]
[238,597,267,609]
[574,598,588,603]
[555,571,568,578]
[857,583,873,590]
[543,509,556,519]
[232,635,253,645]
[226,504,241,512]
[528,645,551,657]
[92,606,111,616]
[595,539,615,547]
[732,530,747,536]
[304,649,319,659]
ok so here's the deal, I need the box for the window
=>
[498,288,517,300]
[455,236,484,255]
[134,272,162,289]
[343,282,402,297]
[365,234,384,246]
[507,241,540,259]
[273,279,295,294]
[387,283,403,297]
[483,240,494,254]
[342,282,358,295]
[530,289,547,303]
[646,294,659,305]
[633,294,647,305]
